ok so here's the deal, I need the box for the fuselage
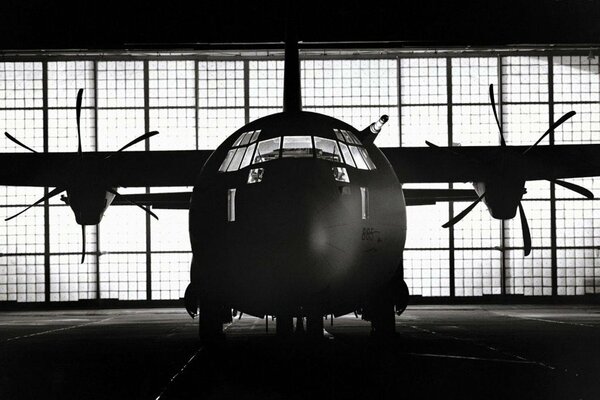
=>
[189,111,406,317]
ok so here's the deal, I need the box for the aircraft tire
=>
[199,303,225,344]
[306,315,324,338]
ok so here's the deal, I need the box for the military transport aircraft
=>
[1,37,600,342]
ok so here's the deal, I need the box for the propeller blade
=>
[518,202,532,256]
[523,111,576,155]
[489,84,506,147]
[76,88,83,156]
[5,187,65,221]
[552,179,594,199]
[442,192,486,228]
[5,132,38,153]
[113,131,159,154]
[107,188,159,220]
[81,225,86,264]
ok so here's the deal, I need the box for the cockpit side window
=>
[333,128,376,170]
[338,142,356,168]
[239,143,257,169]
[219,130,263,172]
[226,147,246,172]
[282,136,313,158]
[219,149,237,172]
[253,137,281,164]
[350,145,369,170]
[314,137,342,163]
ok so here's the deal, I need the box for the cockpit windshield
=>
[254,138,281,163]
[282,136,313,158]
[219,128,376,172]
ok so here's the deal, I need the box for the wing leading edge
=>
[382,144,600,183]
[0,150,213,187]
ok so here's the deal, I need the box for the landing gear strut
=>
[306,315,324,338]
[199,303,227,344]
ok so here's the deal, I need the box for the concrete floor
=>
[1,305,599,399]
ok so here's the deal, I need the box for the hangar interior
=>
[0,47,599,304]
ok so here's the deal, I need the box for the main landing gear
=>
[363,277,410,338]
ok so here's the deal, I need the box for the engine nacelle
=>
[66,185,116,225]
[474,178,526,220]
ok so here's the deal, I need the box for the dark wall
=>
[0,0,599,50]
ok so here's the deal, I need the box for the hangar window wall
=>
[0,50,598,303]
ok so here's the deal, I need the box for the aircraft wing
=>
[0,150,213,187]
[381,144,600,183]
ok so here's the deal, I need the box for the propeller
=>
[434,84,589,256]
[4,88,159,263]
[5,187,65,221]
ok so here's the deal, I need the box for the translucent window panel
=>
[504,200,551,249]
[454,249,502,296]
[49,206,98,254]
[99,206,146,252]
[0,109,44,153]
[149,108,196,150]
[452,105,501,146]
[401,105,447,147]
[453,205,502,249]
[249,60,283,107]
[149,60,195,107]
[306,106,400,147]
[0,62,43,108]
[47,61,95,108]
[197,107,245,150]
[151,252,191,300]
[556,200,600,247]
[302,59,397,107]
[48,108,95,152]
[557,248,600,295]
[0,187,45,207]
[0,206,44,254]
[553,103,600,144]
[451,57,498,104]
[503,103,550,145]
[553,56,600,103]
[99,253,146,300]
[400,58,447,105]
[151,210,191,252]
[97,61,144,108]
[49,255,97,302]
[501,56,549,103]
[0,256,44,302]
[97,108,145,151]
[198,61,244,108]
[405,202,449,249]
[505,249,552,296]
[403,249,450,296]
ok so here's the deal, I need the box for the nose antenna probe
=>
[358,115,389,144]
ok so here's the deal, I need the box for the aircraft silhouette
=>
[1,37,599,341]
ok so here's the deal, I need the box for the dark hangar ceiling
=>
[0,0,599,50]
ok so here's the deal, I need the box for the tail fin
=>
[283,7,301,112]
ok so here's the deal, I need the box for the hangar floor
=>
[1,305,599,399]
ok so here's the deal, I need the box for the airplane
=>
[2,36,600,343]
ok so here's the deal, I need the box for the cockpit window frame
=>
[219,128,377,173]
